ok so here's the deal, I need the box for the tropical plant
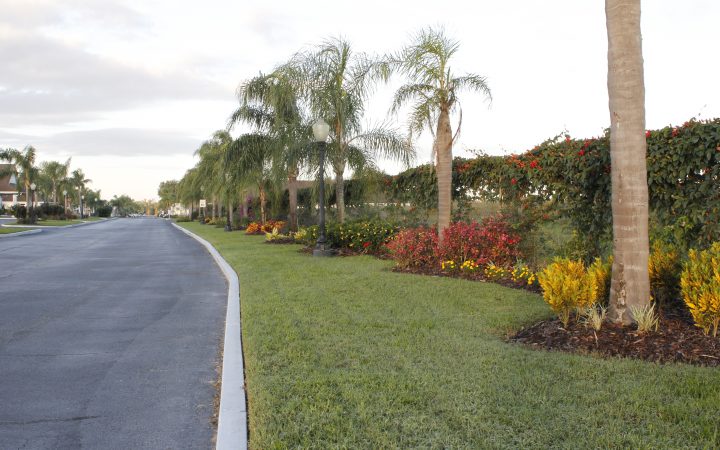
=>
[286,37,414,223]
[232,70,311,231]
[605,0,651,324]
[681,243,720,337]
[70,168,91,217]
[538,258,598,327]
[39,158,71,204]
[0,145,38,221]
[388,27,491,239]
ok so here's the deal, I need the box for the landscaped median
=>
[0,227,36,234]
[179,222,720,448]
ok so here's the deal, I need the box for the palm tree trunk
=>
[259,187,267,223]
[288,166,298,231]
[334,170,345,224]
[606,0,650,324]
[435,107,454,241]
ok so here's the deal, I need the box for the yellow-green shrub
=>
[681,243,720,337]
[538,258,598,327]
[587,256,612,306]
[649,242,682,308]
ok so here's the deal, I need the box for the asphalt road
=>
[0,218,227,449]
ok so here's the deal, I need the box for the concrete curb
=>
[0,229,43,238]
[171,223,247,450]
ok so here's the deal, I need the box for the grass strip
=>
[180,223,720,449]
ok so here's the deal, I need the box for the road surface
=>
[0,218,227,449]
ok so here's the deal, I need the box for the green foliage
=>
[298,219,400,254]
[379,118,720,258]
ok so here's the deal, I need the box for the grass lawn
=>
[180,223,719,449]
[0,227,33,234]
[81,217,105,222]
[35,219,84,226]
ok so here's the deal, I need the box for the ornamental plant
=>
[246,220,286,235]
[648,242,682,308]
[385,227,438,269]
[680,243,720,336]
[587,256,612,306]
[436,216,522,268]
[483,263,506,281]
[538,258,598,327]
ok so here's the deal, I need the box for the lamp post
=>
[80,194,84,219]
[30,182,36,223]
[63,190,68,215]
[312,118,333,257]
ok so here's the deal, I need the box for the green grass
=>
[181,223,720,449]
[36,219,84,226]
[0,227,33,234]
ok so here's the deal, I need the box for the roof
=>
[0,164,17,193]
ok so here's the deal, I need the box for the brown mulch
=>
[511,312,720,367]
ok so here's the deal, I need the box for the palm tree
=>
[389,28,491,238]
[178,168,202,217]
[70,169,91,217]
[224,133,280,224]
[0,145,38,221]
[195,131,233,219]
[40,158,71,204]
[286,37,414,223]
[605,0,651,324]
[232,70,311,231]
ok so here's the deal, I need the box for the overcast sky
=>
[1,0,718,201]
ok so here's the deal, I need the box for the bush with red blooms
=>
[385,227,439,269]
[436,216,522,268]
[386,216,523,271]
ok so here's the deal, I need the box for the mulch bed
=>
[511,311,720,367]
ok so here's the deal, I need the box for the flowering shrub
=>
[297,219,399,253]
[510,263,537,287]
[460,260,479,273]
[483,263,507,281]
[436,216,522,268]
[385,227,438,268]
[245,220,285,235]
[538,258,599,327]
[441,260,457,272]
[681,243,720,336]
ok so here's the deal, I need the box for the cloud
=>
[0,128,203,157]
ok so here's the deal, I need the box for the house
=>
[0,164,19,209]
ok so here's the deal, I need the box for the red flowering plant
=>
[436,216,522,269]
[385,227,439,268]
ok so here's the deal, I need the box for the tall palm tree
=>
[70,169,91,217]
[224,133,280,224]
[606,0,650,324]
[40,158,71,204]
[232,70,311,231]
[178,168,202,217]
[389,28,491,238]
[286,37,414,223]
[195,130,233,219]
[0,145,38,220]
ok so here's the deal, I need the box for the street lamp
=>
[63,190,68,215]
[312,118,333,257]
[30,182,36,223]
[80,194,84,219]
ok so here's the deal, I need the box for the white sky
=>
[1,0,718,200]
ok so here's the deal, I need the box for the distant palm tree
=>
[40,158,71,204]
[605,0,651,324]
[0,145,38,220]
[286,38,414,223]
[70,169,91,217]
[389,28,491,238]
